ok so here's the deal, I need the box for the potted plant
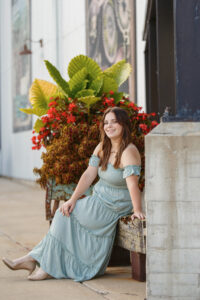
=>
[20,55,158,220]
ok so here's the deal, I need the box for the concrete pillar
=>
[145,122,200,300]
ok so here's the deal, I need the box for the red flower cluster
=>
[68,103,77,111]
[139,123,148,132]
[103,97,115,107]
[48,101,58,107]
[31,97,78,149]
[31,136,42,150]
[67,114,76,123]
[128,102,142,111]
[139,119,159,134]
[151,120,158,126]
[31,92,158,150]
[31,90,159,192]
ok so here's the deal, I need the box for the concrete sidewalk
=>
[0,177,146,300]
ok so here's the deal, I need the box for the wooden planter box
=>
[45,179,146,281]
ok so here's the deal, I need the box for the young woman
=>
[2,107,145,281]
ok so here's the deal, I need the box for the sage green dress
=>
[29,155,141,281]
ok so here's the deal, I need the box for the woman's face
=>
[103,112,123,140]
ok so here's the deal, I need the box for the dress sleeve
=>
[123,165,141,178]
[88,154,100,167]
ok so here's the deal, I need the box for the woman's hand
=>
[59,199,76,217]
[131,210,146,221]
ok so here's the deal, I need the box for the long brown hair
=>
[99,107,132,170]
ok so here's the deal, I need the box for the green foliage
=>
[20,79,59,118]
[76,89,95,98]
[89,76,103,95]
[20,107,46,117]
[112,92,124,103]
[68,67,88,91]
[34,119,44,133]
[44,60,71,96]
[79,96,101,113]
[101,75,118,93]
[104,60,132,87]
[29,79,51,112]
[68,68,89,98]
[20,55,133,131]
[68,55,102,80]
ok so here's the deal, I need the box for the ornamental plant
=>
[20,55,158,191]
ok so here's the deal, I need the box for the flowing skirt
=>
[29,195,120,281]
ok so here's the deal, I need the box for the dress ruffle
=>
[89,155,100,167]
[123,165,141,178]
[30,232,106,281]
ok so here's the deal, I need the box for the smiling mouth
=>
[106,130,115,133]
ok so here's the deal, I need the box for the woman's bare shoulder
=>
[93,142,103,157]
[121,143,141,166]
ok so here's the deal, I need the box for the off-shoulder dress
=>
[29,154,141,281]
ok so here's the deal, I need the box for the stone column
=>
[145,122,200,300]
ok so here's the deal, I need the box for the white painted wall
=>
[0,0,86,180]
[56,0,87,78]
[0,0,147,180]
[0,0,58,180]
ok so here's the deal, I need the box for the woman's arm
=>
[121,145,145,220]
[126,176,145,220]
[70,142,102,202]
[60,143,101,216]
[68,166,98,203]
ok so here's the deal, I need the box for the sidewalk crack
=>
[0,230,31,252]
[81,282,110,299]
